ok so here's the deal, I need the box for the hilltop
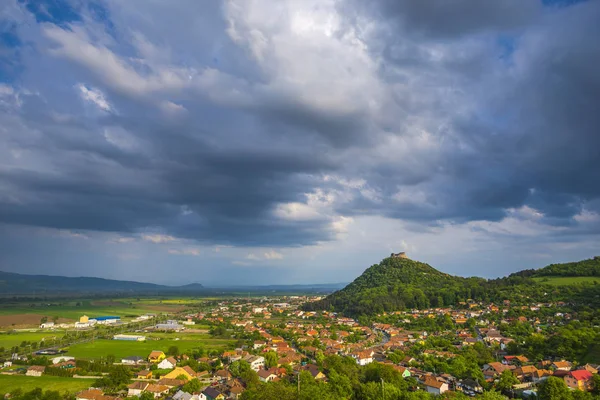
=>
[304,255,488,316]
[509,256,600,278]
[305,254,600,316]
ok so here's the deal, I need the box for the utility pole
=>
[381,378,385,399]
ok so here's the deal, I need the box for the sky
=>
[0,0,599,286]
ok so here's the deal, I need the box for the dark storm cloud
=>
[345,0,541,38]
[1,0,599,251]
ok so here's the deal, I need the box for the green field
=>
[0,331,65,347]
[0,301,171,319]
[0,375,93,394]
[533,276,600,286]
[64,337,235,359]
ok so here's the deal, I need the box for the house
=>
[533,369,553,383]
[51,356,75,365]
[301,364,326,380]
[394,366,411,378]
[202,387,225,400]
[136,370,152,379]
[76,389,104,400]
[514,366,538,381]
[352,350,374,366]
[173,391,198,400]
[423,376,449,395]
[582,364,598,375]
[214,369,232,382]
[75,389,118,400]
[122,355,145,365]
[244,355,265,371]
[148,350,166,363]
[127,381,149,397]
[40,322,55,329]
[3,361,12,368]
[164,366,195,380]
[26,366,45,377]
[552,361,572,371]
[158,356,177,369]
[157,378,186,388]
[483,362,511,377]
[565,370,593,391]
[146,384,170,398]
[113,334,146,341]
[459,378,483,394]
[258,369,278,382]
[227,385,245,399]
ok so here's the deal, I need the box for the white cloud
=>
[168,247,201,256]
[264,249,283,260]
[76,83,112,112]
[273,202,322,221]
[141,234,176,243]
[245,249,284,261]
[113,237,135,244]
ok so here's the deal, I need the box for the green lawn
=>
[533,276,600,286]
[0,331,65,347]
[65,338,235,359]
[0,375,93,394]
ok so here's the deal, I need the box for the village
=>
[1,295,598,399]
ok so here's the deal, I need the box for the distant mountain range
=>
[0,270,205,295]
[0,270,346,295]
[304,255,600,316]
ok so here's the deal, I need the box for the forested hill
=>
[303,255,600,317]
[303,256,489,316]
[508,256,600,278]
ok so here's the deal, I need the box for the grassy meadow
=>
[64,336,235,359]
[0,375,93,394]
[0,331,65,347]
[533,276,600,286]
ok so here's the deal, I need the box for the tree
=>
[168,345,180,356]
[107,365,132,386]
[537,376,572,400]
[592,374,600,396]
[264,351,279,368]
[40,316,48,324]
[478,391,507,400]
[52,316,59,324]
[495,370,519,393]
[139,392,154,400]
[571,391,593,400]
[182,378,202,393]
[315,351,325,366]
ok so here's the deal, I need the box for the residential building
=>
[565,370,593,391]
[423,376,449,395]
[127,381,149,397]
[26,366,45,377]
[148,350,166,363]
[158,356,177,369]
[121,355,145,365]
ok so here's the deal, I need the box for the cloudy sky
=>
[0,0,599,286]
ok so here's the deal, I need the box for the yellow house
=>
[148,350,166,363]
[79,315,89,323]
[164,366,195,381]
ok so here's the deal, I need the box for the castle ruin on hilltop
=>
[391,252,408,259]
